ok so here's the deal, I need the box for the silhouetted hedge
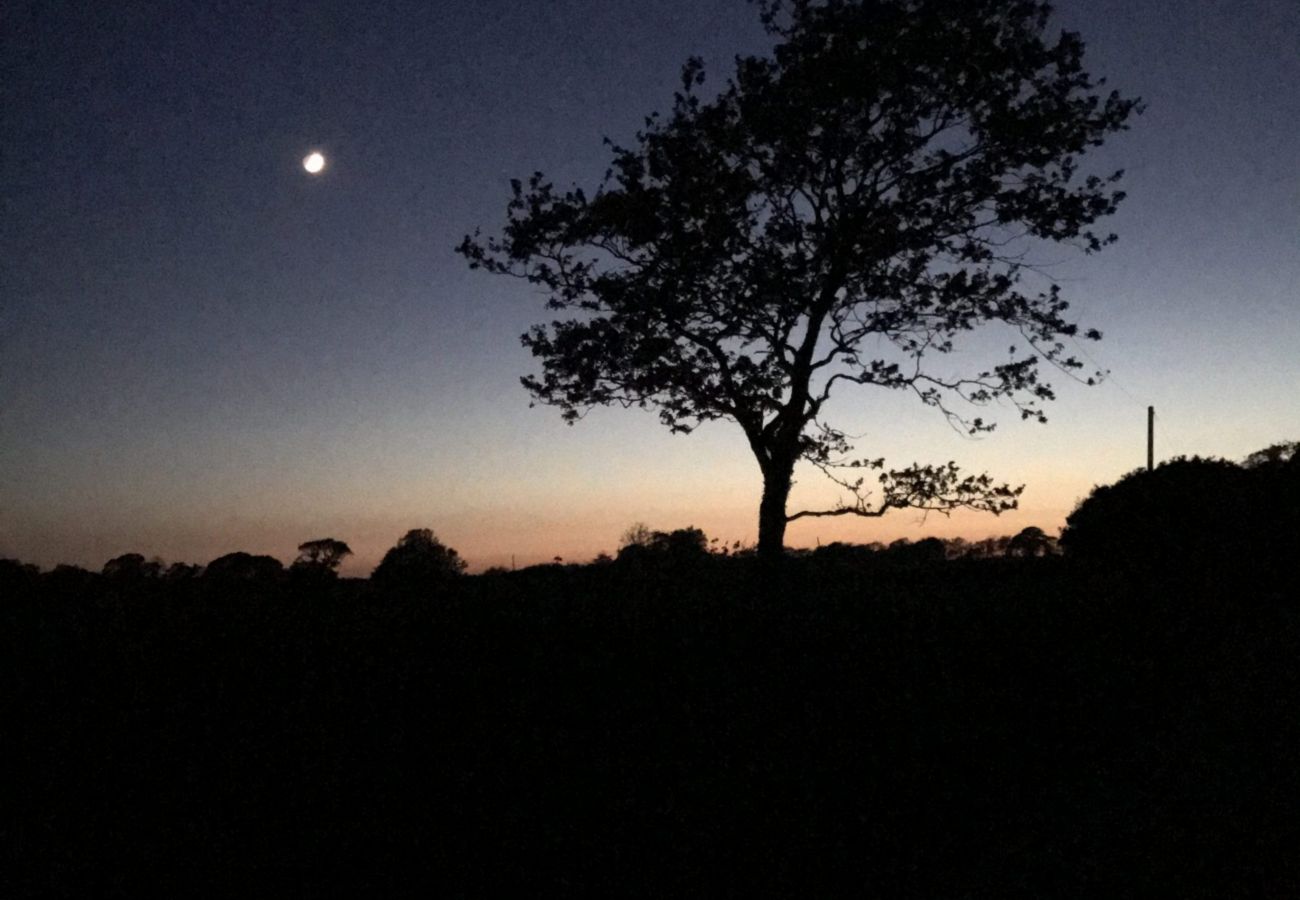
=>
[1061,455,1300,581]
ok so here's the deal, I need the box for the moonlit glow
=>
[303,151,326,174]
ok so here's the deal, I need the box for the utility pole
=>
[1147,406,1154,472]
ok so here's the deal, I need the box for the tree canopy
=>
[292,538,354,574]
[1061,447,1300,573]
[371,529,467,592]
[616,524,712,565]
[460,0,1139,557]
[203,552,285,582]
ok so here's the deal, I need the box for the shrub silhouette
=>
[1060,457,1255,572]
[616,526,711,566]
[1242,441,1300,568]
[370,529,466,592]
[203,552,285,582]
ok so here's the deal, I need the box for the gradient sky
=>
[3,0,1297,575]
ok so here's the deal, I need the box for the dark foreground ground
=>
[4,556,1297,897]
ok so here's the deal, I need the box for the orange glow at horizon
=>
[2,468,1100,577]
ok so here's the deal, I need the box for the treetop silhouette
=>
[292,538,354,574]
[203,552,285,582]
[371,529,467,591]
[460,0,1140,558]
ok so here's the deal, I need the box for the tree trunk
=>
[756,462,794,561]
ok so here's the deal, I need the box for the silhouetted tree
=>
[370,529,466,592]
[619,522,655,551]
[810,540,876,566]
[1007,525,1054,557]
[1241,439,1300,569]
[962,535,1011,558]
[460,0,1139,559]
[203,552,285,582]
[102,553,162,580]
[616,525,711,565]
[1242,440,1298,470]
[291,538,354,575]
[0,558,40,592]
[48,563,94,580]
[163,562,202,581]
[912,537,947,562]
[884,536,946,565]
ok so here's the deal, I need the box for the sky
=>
[2,0,1297,575]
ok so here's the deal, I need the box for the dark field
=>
[4,556,1297,897]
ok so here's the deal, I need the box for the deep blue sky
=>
[3,0,1297,573]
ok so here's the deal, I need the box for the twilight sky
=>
[2,0,1297,574]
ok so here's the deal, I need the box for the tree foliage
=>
[203,552,285,582]
[1007,525,1055,557]
[292,538,354,574]
[102,553,162,580]
[371,529,467,592]
[616,525,711,564]
[1242,440,1299,470]
[1059,451,1299,573]
[460,0,1139,556]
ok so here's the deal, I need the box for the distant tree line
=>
[0,529,463,594]
[2,440,1295,593]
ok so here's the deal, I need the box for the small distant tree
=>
[619,523,655,551]
[292,538,354,575]
[617,525,712,564]
[883,535,945,565]
[460,0,1139,560]
[657,526,711,559]
[964,535,1011,558]
[203,552,285,582]
[1007,525,1054,557]
[1242,440,1298,470]
[102,553,162,580]
[48,563,94,580]
[163,562,202,581]
[911,536,947,563]
[370,529,467,591]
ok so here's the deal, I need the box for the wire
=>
[1067,332,1151,410]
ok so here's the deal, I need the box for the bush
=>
[370,529,466,593]
[1060,456,1273,576]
